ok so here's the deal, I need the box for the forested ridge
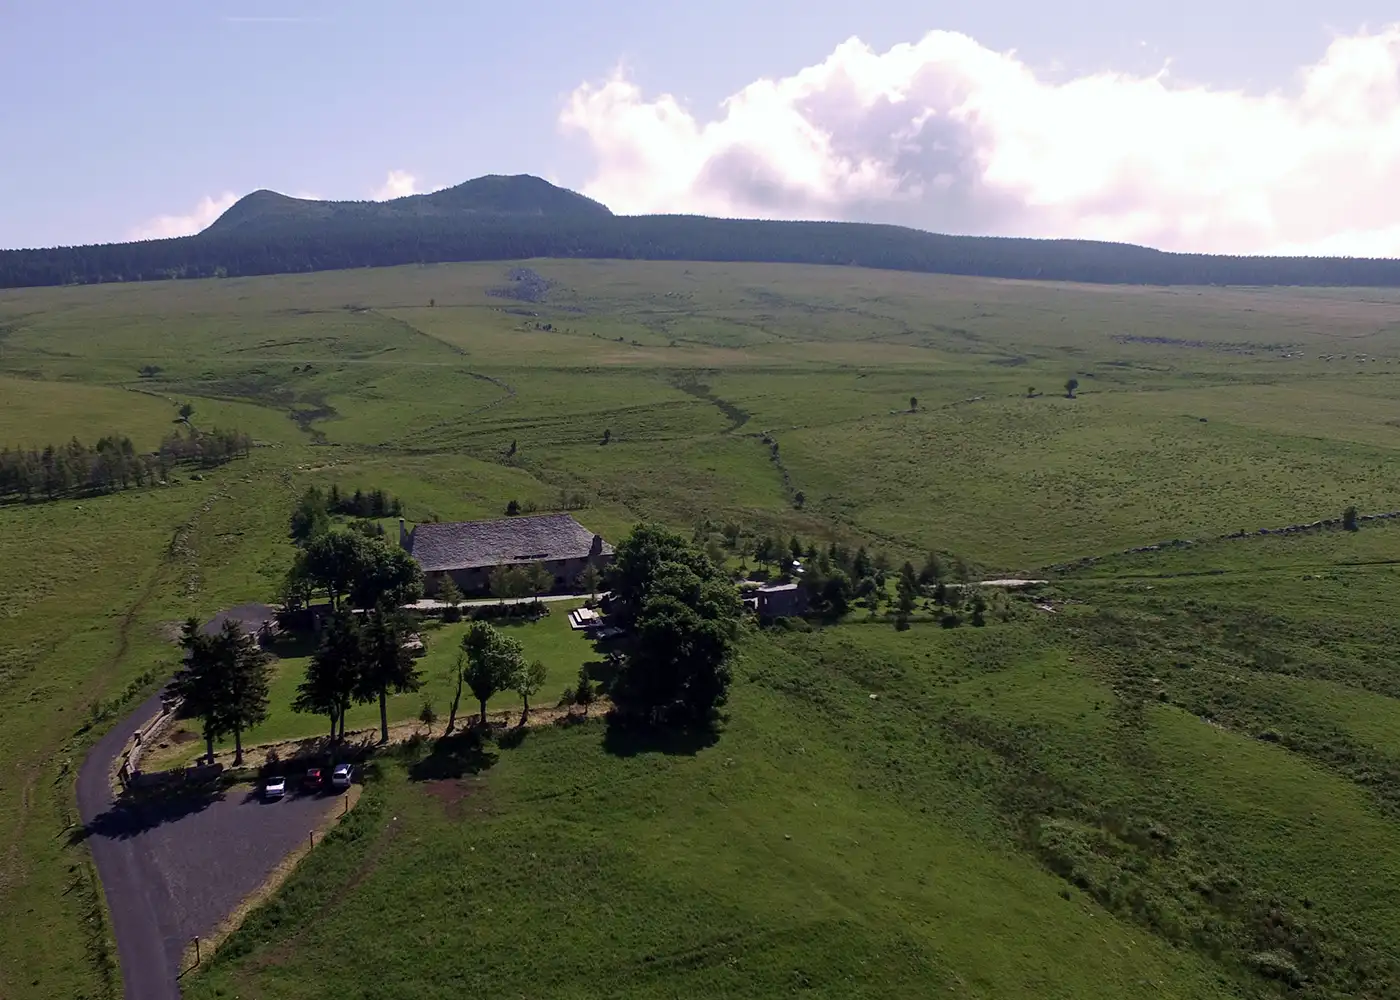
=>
[6,174,1400,288]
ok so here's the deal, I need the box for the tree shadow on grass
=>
[601,715,722,758]
[71,782,227,844]
[405,729,499,781]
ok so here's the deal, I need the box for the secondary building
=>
[400,513,613,596]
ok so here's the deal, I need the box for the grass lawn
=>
[7,259,1400,997]
[169,601,597,757]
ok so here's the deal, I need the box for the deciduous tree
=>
[1065,377,1079,398]
[517,659,548,723]
[460,622,525,725]
[605,524,742,727]
[348,542,424,610]
[525,562,554,603]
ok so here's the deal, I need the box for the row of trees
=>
[282,530,423,611]
[174,619,273,766]
[175,521,745,768]
[289,485,403,545]
[294,608,426,743]
[443,622,552,731]
[0,426,251,501]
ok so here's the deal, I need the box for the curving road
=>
[76,606,340,999]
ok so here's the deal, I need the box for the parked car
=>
[304,767,323,791]
[331,762,353,790]
[263,776,286,801]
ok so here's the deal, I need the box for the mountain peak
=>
[203,174,610,236]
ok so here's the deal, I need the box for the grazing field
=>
[4,260,1400,998]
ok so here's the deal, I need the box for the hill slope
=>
[4,173,1400,288]
[204,174,612,236]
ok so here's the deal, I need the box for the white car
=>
[330,763,353,790]
[263,775,287,800]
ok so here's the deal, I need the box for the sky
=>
[3,1,1400,255]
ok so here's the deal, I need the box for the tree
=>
[605,523,742,727]
[1344,505,1360,532]
[418,699,438,736]
[704,535,728,571]
[289,486,330,545]
[578,562,602,599]
[178,402,194,421]
[918,552,945,585]
[909,396,918,411]
[789,536,803,563]
[525,562,554,603]
[953,556,972,583]
[574,663,595,718]
[298,531,372,610]
[793,490,806,510]
[507,439,517,456]
[172,618,270,767]
[754,536,777,574]
[220,621,272,766]
[1065,377,1079,398]
[505,498,521,516]
[895,561,918,631]
[460,622,526,725]
[602,428,612,445]
[821,570,852,617]
[294,611,362,741]
[489,564,528,603]
[970,589,988,627]
[174,618,229,765]
[347,541,424,610]
[1027,386,1037,397]
[517,659,548,723]
[357,608,423,743]
[438,576,464,621]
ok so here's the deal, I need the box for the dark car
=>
[304,766,323,791]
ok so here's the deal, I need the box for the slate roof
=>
[406,514,613,572]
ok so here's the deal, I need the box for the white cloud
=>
[128,192,237,241]
[561,28,1400,256]
[371,170,421,201]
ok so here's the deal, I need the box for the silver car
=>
[263,775,287,800]
[330,763,353,790]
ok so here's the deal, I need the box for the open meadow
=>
[4,260,1400,997]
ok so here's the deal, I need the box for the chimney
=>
[399,517,409,550]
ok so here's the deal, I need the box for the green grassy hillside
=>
[3,260,1400,998]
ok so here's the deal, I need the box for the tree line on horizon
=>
[7,214,1400,289]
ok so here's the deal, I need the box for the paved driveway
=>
[76,604,340,999]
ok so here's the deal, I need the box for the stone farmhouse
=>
[400,513,613,596]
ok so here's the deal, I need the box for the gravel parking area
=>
[80,774,342,998]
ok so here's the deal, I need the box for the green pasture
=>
[5,259,1400,997]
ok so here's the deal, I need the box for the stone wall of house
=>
[428,554,612,597]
